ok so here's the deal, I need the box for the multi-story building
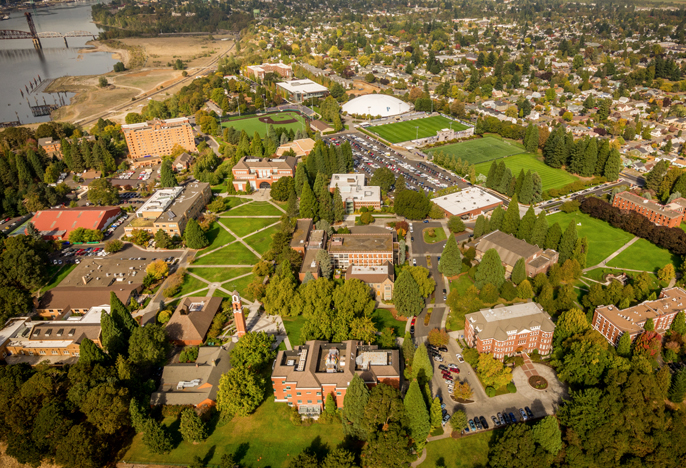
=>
[275,138,316,158]
[276,79,329,103]
[166,297,223,346]
[612,191,685,228]
[328,232,394,269]
[122,117,197,166]
[38,137,62,157]
[432,187,503,219]
[31,206,122,240]
[329,174,381,213]
[124,182,211,237]
[465,303,555,360]
[245,63,293,80]
[271,340,401,416]
[474,230,559,278]
[345,263,394,300]
[231,156,297,191]
[592,287,686,345]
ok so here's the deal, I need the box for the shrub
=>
[485,386,496,397]
[560,200,581,213]
[506,382,517,393]
[157,309,172,324]
[463,348,479,367]
[105,239,124,253]
[179,346,199,363]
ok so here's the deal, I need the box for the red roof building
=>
[31,207,122,240]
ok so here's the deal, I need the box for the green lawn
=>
[428,135,522,165]
[423,227,447,244]
[222,201,283,217]
[174,275,209,297]
[121,397,345,468]
[187,267,252,284]
[223,273,256,300]
[371,308,406,336]
[582,267,661,289]
[450,274,475,296]
[367,115,468,143]
[607,238,680,272]
[220,217,280,238]
[218,197,251,213]
[419,432,493,467]
[221,111,308,138]
[192,242,260,266]
[474,152,579,191]
[40,264,77,293]
[282,315,308,347]
[198,223,235,255]
[244,225,280,255]
[546,211,635,267]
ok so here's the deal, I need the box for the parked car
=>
[479,416,489,430]
[434,355,444,362]
[450,367,460,374]
[474,417,483,430]
[497,412,505,425]
[442,413,451,425]
[469,419,477,431]
[519,408,528,421]
[456,353,465,363]
[509,412,517,423]
[502,412,511,424]
[491,415,500,427]
[525,407,534,419]
[438,364,448,371]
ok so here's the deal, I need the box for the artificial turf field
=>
[474,152,579,191]
[367,115,468,143]
[221,111,308,137]
[427,135,522,164]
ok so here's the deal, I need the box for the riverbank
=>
[80,40,145,69]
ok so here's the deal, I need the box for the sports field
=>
[427,136,522,165]
[474,152,578,191]
[221,111,307,137]
[367,115,468,143]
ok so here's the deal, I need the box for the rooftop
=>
[276,79,329,94]
[616,191,683,219]
[476,230,547,265]
[466,302,555,342]
[328,233,393,253]
[431,188,503,216]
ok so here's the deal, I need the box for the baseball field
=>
[221,111,307,137]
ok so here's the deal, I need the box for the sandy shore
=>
[79,40,132,67]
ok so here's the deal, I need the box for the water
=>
[0,0,116,124]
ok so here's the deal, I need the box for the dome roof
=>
[342,94,411,117]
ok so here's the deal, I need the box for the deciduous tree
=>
[216,366,266,417]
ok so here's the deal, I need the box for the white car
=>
[456,353,465,363]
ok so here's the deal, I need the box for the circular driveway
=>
[511,363,568,414]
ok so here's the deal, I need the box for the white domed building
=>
[342,94,411,118]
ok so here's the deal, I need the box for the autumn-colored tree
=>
[633,330,662,358]
[427,328,449,346]
[476,353,512,388]
[146,259,169,281]
[452,381,473,400]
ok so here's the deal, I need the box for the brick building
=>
[231,156,297,191]
[246,63,293,80]
[465,303,555,360]
[271,340,401,416]
[329,174,382,213]
[38,137,62,157]
[328,232,394,269]
[124,183,211,237]
[31,206,122,240]
[592,287,686,345]
[432,187,503,219]
[345,263,395,300]
[122,117,197,166]
[612,191,685,228]
[474,230,558,278]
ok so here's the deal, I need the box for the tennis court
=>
[221,111,308,137]
[367,115,468,143]
[427,136,522,165]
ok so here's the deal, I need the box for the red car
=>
[450,368,460,374]
[411,317,417,326]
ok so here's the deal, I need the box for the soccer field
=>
[426,136,522,165]
[221,111,307,137]
[474,153,578,192]
[367,115,468,143]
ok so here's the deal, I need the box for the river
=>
[0,0,116,125]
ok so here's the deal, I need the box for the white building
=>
[432,187,504,218]
[276,79,329,103]
[329,174,381,213]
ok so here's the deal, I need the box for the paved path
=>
[519,353,540,379]
[583,236,638,272]
[187,264,254,268]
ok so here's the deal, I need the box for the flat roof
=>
[277,79,329,94]
[432,188,503,216]
[328,234,393,253]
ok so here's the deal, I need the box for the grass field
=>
[221,111,307,138]
[423,227,447,244]
[222,201,284,217]
[428,136,522,165]
[474,152,579,191]
[371,308,406,336]
[367,115,468,143]
[223,273,255,300]
[419,432,492,467]
[174,275,208,297]
[187,267,252,284]
[244,225,280,255]
[607,238,681,272]
[198,223,234,255]
[192,242,260,266]
[40,264,77,293]
[220,218,279,238]
[546,212,635,267]
[282,315,308,347]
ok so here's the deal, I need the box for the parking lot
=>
[326,133,468,196]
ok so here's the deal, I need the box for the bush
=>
[560,200,581,213]
[506,382,517,393]
[179,346,199,363]
[157,309,172,324]
[104,239,124,253]
[485,386,496,397]
[99,76,109,87]
[463,348,479,367]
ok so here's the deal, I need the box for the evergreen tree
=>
[250,131,264,157]
[316,249,332,279]
[438,235,462,277]
[545,223,562,250]
[294,163,307,196]
[394,270,425,317]
[568,139,587,176]
[129,398,147,434]
[543,126,567,168]
[78,338,108,366]
[530,212,548,247]
[110,291,137,337]
[184,218,209,249]
[101,311,126,356]
[475,249,505,289]
[531,173,543,203]
[496,168,513,195]
[617,332,632,358]
[299,180,318,220]
[179,408,208,443]
[26,150,44,181]
[159,159,178,188]
[669,369,686,403]
[501,194,521,235]
[517,206,536,242]
[524,124,539,153]
[492,161,506,189]
[142,419,173,454]
[581,138,598,177]
[473,215,487,238]
[594,139,611,176]
[430,397,443,429]
[486,161,498,189]
[412,344,433,384]
[603,148,621,181]
[489,205,505,232]
[514,169,526,197]
[333,186,346,222]
[511,258,527,285]
[402,332,415,367]
[318,186,334,224]
[341,374,370,439]
[404,381,431,451]
[558,221,578,264]
[671,311,686,334]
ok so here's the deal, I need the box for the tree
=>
[517,206,536,242]
[55,424,103,468]
[488,424,545,468]
[404,381,431,451]
[271,176,294,202]
[184,218,209,249]
[669,368,686,403]
[142,418,173,454]
[262,264,298,316]
[450,409,468,433]
[286,451,319,468]
[489,205,505,232]
[473,215,487,238]
[438,235,462,277]
[617,332,632,358]
[299,180,318,220]
[81,383,130,435]
[558,221,578,264]
[316,248,333,279]
[475,248,505,289]
[361,423,413,467]
[511,258,526,285]
[658,263,676,282]
[129,398,147,434]
[370,167,396,192]
[99,76,108,87]
[531,416,562,454]
[87,178,118,205]
[159,159,178,187]
[477,352,512,388]
[333,186,346,221]
[452,381,473,400]
[394,190,431,219]
[501,194,521,235]
[180,408,208,443]
[447,216,465,233]
[402,332,415,367]
[393,269,424,317]
[412,344,433,384]
[603,148,621,181]
[428,328,449,346]
[671,311,686,334]
[78,338,108,367]
[229,331,275,371]
[295,163,307,196]
[128,324,169,368]
[545,222,562,250]
[341,374,370,439]
[146,259,169,281]
[216,366,266,417]
[553,308,590,348]
[104,239,124,253]
[430,397,443,429]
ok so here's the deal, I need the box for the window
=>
[316,392,321,396]
[337,392,342,396]
[296,392,301,396]
[39,350,46,355]
[286,386,291,390]
[297,400,302,404]
[287,394,292,398]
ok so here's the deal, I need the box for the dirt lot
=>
[347,80,383,96]
[119,35,233,69]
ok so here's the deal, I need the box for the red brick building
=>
[271,340,400,416]
[245,63,293,80]
[31,206,122,240]
[465,303,555,360]
[592,287,686,345]
[231,156,297,191]
[612,191,685,228]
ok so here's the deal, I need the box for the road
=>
[538,179,627,212]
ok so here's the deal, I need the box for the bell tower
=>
[232,290,246,337]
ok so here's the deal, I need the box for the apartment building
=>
[124,183,212,237]
[245,63,293,80]
[122,117,197,166]
[328,232,394,269]
[329,174,381,213]
[464,302,555,360]
[612,191,685,228]
[592,287,686,345]
[474,230,559,278]
[231,156,297,191]
[271,340,401,416]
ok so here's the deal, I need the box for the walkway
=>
[519,353,540,379]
